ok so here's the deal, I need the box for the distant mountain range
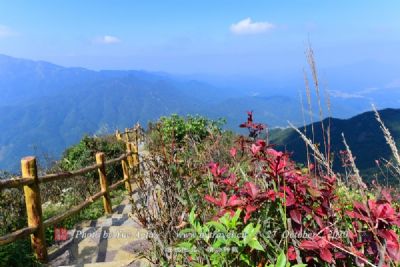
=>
[0,54,400,171]
[270,108,400,184]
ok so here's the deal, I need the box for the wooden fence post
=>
[125,127,130,143]
[132,143,140,174]
[121,159,132,195]
[115,129,122,141]
[134,126,139,146]
[21,156,48,263]
[126,142,134,169]
[96,153,112,214]
[134,126,141,173]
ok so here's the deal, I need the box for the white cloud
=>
[95,35,121,44]
[0,25,16,38]
[329,90,364,99]
[230,18,275,35]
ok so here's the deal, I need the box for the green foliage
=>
[0,240,41,267]
[60,135,125,183]
[0,186,40,267]
[151,114,225,145]
[41,134,125,205]
[176,208,264,266]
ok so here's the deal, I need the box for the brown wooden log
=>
[121,159,132,194]
[43,190,105,228]
[104,153,128,166]
[96,153,112,214]
[21,156,48,263]
[109,179,126,191]
[0,177,33,190]
[39,153,130,184]
[38,163,100,184]
[0,226,37,246]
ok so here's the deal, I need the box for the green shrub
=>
[148,114,225,147]
[60,135,125,184]
[42,135,125,204]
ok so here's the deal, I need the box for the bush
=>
[0,186,38,267]
[147,114,225,148]
[137,113,400,266]
[42,134,125,204]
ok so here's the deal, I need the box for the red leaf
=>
[319,248,333,263]
[204,195,219,206]
[226,195,244,207]
[299,240,319,250]
[289,209,302,224]
[264,189,276,201]
[346,210,370,222]
[244,205,258,223]
[255,139,266,148]
[229,147,237,157]
[220,192,227,207]
[354,201,368,213]
[204,192,227,207]
[208,162,227,177]
[243,182,259,199]
[334,252,347,259]
[314,206,327,217]
[251,144,261,155]
[381,189,393,203]
[313,215,324,229]
[287,246,297,261]
[266,148,283,158]
[387,239,400,262]
[379,230,400,261]
[284,193,296,207]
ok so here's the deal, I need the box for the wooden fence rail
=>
[0,127,141,263]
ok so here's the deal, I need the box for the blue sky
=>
[0,1,399,75]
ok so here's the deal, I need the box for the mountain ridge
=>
[1,54,400,172]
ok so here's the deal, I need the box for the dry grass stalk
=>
[379,158,400,184]
[306,44,328,159]
[303,68,318,175]
[288,121,333,176]
[303,68,315,144]
[372,104,400,174]
[341,133,366,190]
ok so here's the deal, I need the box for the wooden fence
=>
[0,126,141,263]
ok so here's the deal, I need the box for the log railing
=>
[0,130,141,263]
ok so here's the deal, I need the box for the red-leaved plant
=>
[202,113,400,266]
